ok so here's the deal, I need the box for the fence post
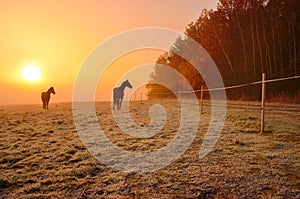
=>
[160,91,163,105]
[179,90,181,104]
[148,88,151,103]
[200,85,204,114]
[261,73,266,133]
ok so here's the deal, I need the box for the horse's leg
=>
[42,99,46,109]
[118,98,123,110]
[113,97,116,110]
[115,99,118,110]
[116,99,119,110]
[113,90,116,110]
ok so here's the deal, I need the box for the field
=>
[0,100,299,198]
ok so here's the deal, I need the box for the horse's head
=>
[49,87,56,94]
[125,80,133,89]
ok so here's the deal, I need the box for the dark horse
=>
[113,80,132,110]
[41,87,56,109]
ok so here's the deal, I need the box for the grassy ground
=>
[0,100,299,198]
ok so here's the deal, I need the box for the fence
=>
[130,73,300,133]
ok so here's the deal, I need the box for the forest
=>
[148,0,300,100]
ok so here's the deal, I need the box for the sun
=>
[22,65,41,82]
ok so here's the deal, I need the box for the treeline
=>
[148,0,300,100]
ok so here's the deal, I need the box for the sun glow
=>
[22,65,41,82]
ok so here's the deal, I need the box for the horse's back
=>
[41,92,50,101]
[113,88,122,98]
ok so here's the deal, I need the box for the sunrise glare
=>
[21,65,41,82]
[0,0,219,104]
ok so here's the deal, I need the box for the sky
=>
[0,0,219,104]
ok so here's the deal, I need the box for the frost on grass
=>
[0,101,299,198]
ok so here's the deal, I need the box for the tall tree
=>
[149,0,300,99]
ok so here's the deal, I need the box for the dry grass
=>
[0,100,299,198]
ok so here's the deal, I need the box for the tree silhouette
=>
[149,0,300,100]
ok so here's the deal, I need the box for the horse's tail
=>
[113,88,117,100]
[41,92,45,109]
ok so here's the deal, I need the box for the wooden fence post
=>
[261,73,266,133]
[148,88,151,103]
[200,85,204,114]
[179,90,181,104]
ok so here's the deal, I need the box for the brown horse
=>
[41,87,56,109]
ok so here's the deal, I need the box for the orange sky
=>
[0,0,218,104]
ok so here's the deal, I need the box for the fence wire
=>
[129,74,300,133]
[178,75,300,94]
[131,74,300,102]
